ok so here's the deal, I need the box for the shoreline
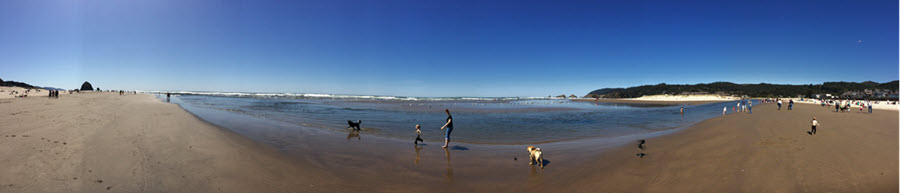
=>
[571,98,732,105]
[1,92,895,192]
[0,92,334,192]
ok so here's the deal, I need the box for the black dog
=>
[636,139,647,158]
[347,120,362,130]
[638,139,645,150]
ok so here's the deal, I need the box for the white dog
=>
[527,146,544,169]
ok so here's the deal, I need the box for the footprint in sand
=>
[96,180,103,183]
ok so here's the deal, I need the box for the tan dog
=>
[527,146,544,169]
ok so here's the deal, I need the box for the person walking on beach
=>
[777,99,782,110]
[835,100,841,112]
[440,109,454,148]
[868,100,873,113]
[788,99,793,110]
[723,106,727,115]
[748,101,752,114]
[414,124,424,145]
[810,117,820,135]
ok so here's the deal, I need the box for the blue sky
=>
[0,0,897,97]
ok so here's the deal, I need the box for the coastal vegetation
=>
[585,81,899,99]
[0,78,39,89]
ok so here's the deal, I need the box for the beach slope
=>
[0,92,339,192]
[560,103,898,192]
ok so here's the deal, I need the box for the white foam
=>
[140,90,564,101]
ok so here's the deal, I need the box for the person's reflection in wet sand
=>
[347,129,360,140]
[414,145,423,165]
[444,147,453,183]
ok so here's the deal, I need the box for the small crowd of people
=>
[775,98,793,111]
[820,99,875,113]
[6,88,40,98]
[730,98,753,114]
[407,109,455,148]
[47,90,60,98]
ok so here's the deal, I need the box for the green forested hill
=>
[586,81,899,99]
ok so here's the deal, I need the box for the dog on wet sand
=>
[527,146,544,169]
[347,120,362,130]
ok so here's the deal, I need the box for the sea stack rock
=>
[80,81,93,91]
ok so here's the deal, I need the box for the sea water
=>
[158,92,750,145]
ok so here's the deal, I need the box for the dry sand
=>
[556,103,899,192]
[0,93,896,192]
[1,86,55,99]
[0,92,340,192]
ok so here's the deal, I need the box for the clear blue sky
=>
[1,0,897,97]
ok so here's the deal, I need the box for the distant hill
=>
[0,78,67,90]
[586,81,899,99]
[0,78,38,89]
[41,87,68,91]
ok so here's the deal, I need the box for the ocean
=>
[154,91,751,145]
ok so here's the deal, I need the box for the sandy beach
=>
[0,93,896,192]
[1,86,54,99]
[0,92,337,192]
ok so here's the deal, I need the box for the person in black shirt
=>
[440,109,453,148]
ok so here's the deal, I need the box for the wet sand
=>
[0,92,340,192]
[557,103,899,192]
[0,93,896,192]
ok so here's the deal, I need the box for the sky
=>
[0,0,897,97]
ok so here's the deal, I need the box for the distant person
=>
[414,124,424,145]
[723,107,727,115]
[868,101,873,113]
[680,106,684,114]
[788,99,793,110]
[742,100,747,112]
[748,101,752,114]
[440,109,454,148]
[835,100,840,112]
[810,117,820,135]
[777,99,782,110]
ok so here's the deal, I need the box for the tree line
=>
[585,81,899,99]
